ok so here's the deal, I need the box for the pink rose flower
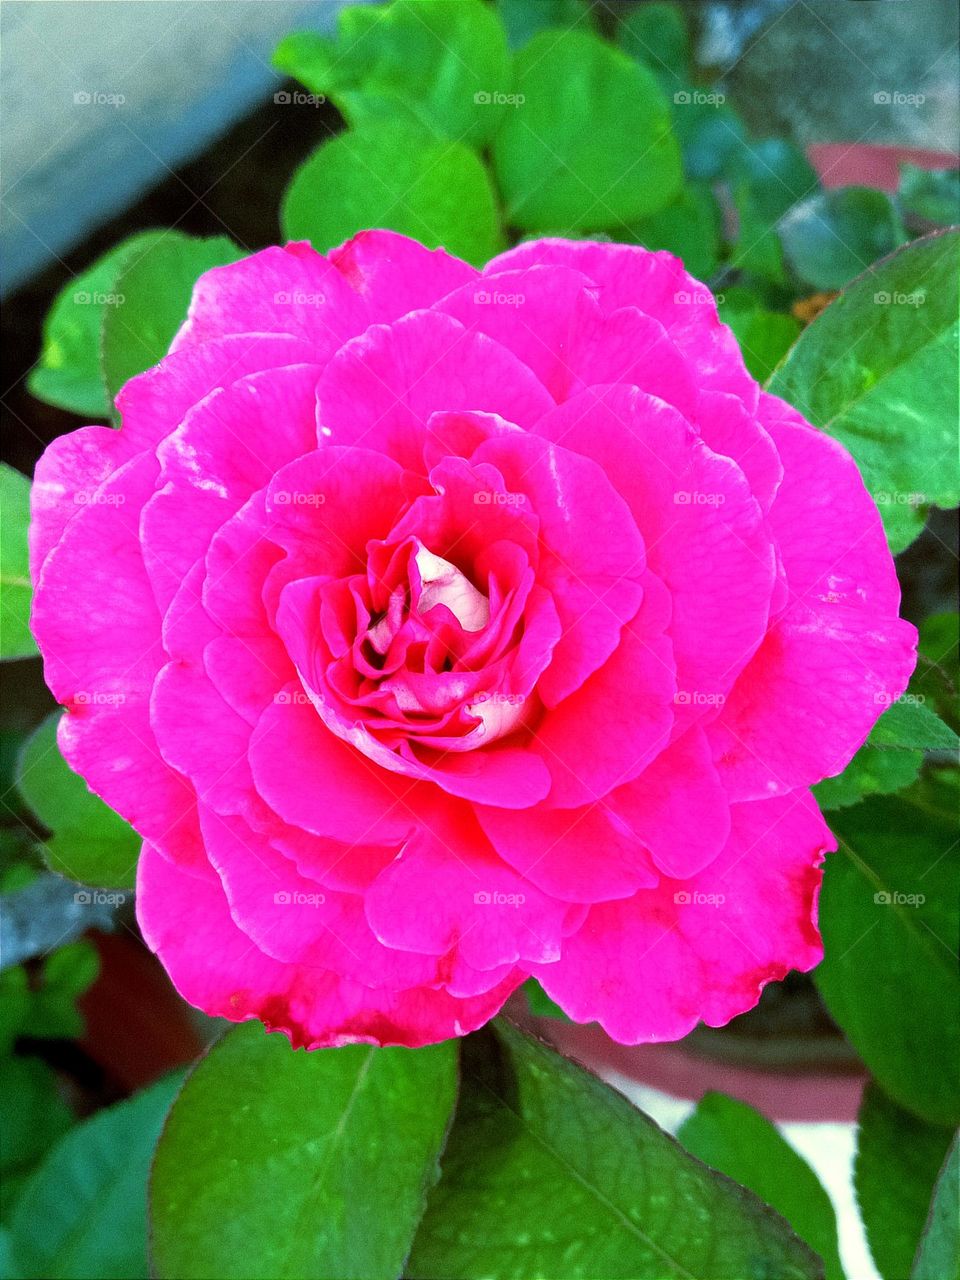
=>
[30,232,916,1048]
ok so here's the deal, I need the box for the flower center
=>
[413,543,490,633]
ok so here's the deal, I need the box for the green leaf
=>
[911,612,959,725]
[28,940,101,1041]
[0,941,100,1054]
[815,697,959,810]
[719,300,800,383]
[151,1023,457,1280]
[408,1020,823,1280]
[281,121,503,266]
[17,712,140,889]
[629,182,720,281]
[779,187,908,291]
[0,1057,73,1219]
[496,0,592,48]
[866,698,958,751]
[814,793,960,1125]
[912,1136,960,1280]
[101,232,241,411]
[6,1071,183,1279]
[494,30,681,233]
[27,230,168,419]
[275,0,510,147]
[672,97,748,183]
[898,164,960,228]
[523,978,570,1020]
[854,1082,955,1280]
[768,230,960,553]
[617,2,690,91]
[730,181,789,285]
[0,465,36,661]
[731,140,819,225]
[679,1092,844,1280]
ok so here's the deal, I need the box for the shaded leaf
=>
[629,182,720,281]
[814,794,960,1125]
[618,2,690,93]
[898,164,960,228]
[855,1081,954,1280]
[912,1136,960,1280]
[6,1071,183,1279]
[779,187,908,291]
[496,0,592,48]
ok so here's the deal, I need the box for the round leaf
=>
[494,30,681,232]
[779,187,908,291]
[281,122,503,266]
[275,0,511,147]
[27,230,168,419]
[102,232,241,408]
